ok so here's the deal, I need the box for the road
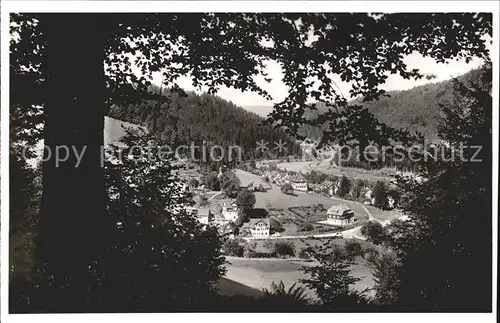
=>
[242,225,366,241]
[209,191,223,201]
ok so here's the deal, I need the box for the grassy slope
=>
[104,116,146,145]
[224,252,375,299]
[276,161,394,182]
[215,277,265,298]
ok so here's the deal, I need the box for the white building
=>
[300,140,317,160]
[291,173,308,191]
[222,201,239,222]
[248,218,270,238]
[197,208,214,226]
[326,204,355,227]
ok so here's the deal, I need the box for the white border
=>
[1,1,11,322]
[1,1,499,323]
[0,0,498,13]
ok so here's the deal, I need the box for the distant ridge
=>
[299,68,483,141]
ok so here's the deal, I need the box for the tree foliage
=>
[235,189,256,211]
[269,217,285,234]
[11,130,227,312]
[201,171,221,191]
[10,12,492,312]
[369,65,492,311]
[109,91,301,163]
[351,179,366,200]
[188,178,199,188]
[301,241,365,306]
[360,221,387,245]
[263,281,311,305]
[373,181,389,210]
[220,171,241,198]
[281,183,294,195]
[222,238,245,257]
[338,175,352,197]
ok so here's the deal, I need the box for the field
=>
[233,167,401,225]
[233,169,271,188]
[276,161,395,182]
[232,168,373,231]
[252,184,370,220]
[215,277,265,298]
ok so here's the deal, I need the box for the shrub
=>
[263,281,310,305]
[220,171,241,198]
[202,172,221,191]
[189,178,200,188]
[263,239,276,252]
[351,179,365,200]
[298,222,314,232]
[297,248,311,260]
[373,181,389,210]
[360,221,387,245]
[222,239,244,257]
[338,175,352,197]
[236,189,256,210]
[243,241,257,258]
[199,194,209,207]
[281,183,294,195]
[343,240,365,260]
[274,241,295,258]
[270,217,285,234]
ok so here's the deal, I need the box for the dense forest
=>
[109,86,302,166]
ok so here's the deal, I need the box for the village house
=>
[186,206,198,216]
[222,201,239,222]
[300,140,317,160]
[242,218,270,238]
[291,172,308,191]
[219,222,238,238]
[360,187,373,205]
[332,180,341,195]
[321,179,341,196]
[326,204,355,227]
[317,180,333,196]
[197,208,214,225]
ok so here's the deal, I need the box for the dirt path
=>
[209,191,223,201]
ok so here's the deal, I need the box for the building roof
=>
[249,218,270,227]
[291,172,307,183]
[221,222,238,233]
[321,180,334,188]
[198,208,212,217]
[246,208,268,219]
[327,204,354,218]
[242,217,270,229]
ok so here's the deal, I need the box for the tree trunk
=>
[37,14,110,280]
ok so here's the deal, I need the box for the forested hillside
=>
[363,68,482,141]
[285,68,483,141]
[109,68,482,166]
[109,88,301,164]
